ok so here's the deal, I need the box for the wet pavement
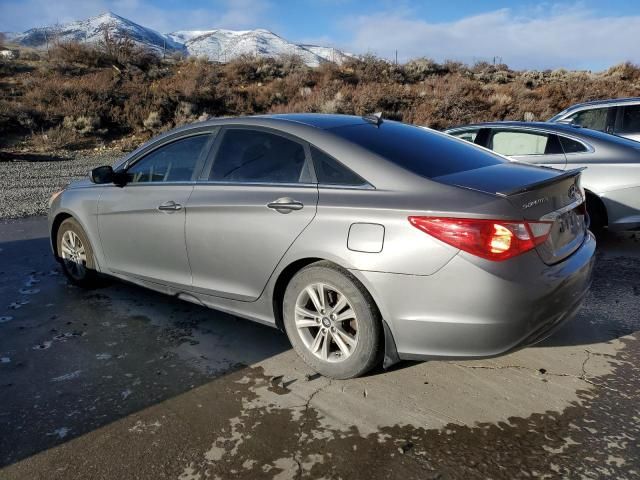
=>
[0,216,639,479]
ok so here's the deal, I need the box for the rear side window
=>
[311,146,367,186]
[127,134,211,183]
[559,136,588,153]
[489,130,562,156]
[210,129,311,183]
[568,107,608,131]
[330,122,505,179]
[619,105,640,134]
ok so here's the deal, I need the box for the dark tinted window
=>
[311,146,367,186]
[559,136,588,153]
[330,122,505,179]
[569,107,608,131]
[210,129,310,183]
[127,134,210,183]
[619,105,640,134]
[450,129,479,144]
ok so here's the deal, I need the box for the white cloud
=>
[342,5,640,70]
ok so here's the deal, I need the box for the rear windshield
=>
[330,121,506,178]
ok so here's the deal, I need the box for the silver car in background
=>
[549,97,640,142]
[49,114,595,378]
[446,121,640,233]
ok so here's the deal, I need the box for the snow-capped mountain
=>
[299,45,353,65]
[10,12,183,55]
[7,12,351,67]
[170,29,325,66]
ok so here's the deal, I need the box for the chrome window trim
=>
[318,183,375,191]
[195,180,318,189]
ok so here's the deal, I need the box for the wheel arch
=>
[272,257,323,331]
[50,212,73,258]
[585,188,608,227]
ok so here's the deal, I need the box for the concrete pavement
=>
[0,217,638,479]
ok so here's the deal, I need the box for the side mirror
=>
[90,166,128,187]
[90,165,114,184]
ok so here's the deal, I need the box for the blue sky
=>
[2,0,640,70]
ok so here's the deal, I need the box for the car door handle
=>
[267,197,304,212]
[158,201,182,212]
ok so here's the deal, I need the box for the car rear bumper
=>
[352,231,596,360]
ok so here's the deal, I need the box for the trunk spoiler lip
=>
[496,167,586,197]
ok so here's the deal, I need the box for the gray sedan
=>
[445,121,640,233]
[49,114,595,378]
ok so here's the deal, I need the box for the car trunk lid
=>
[433,163,588,264]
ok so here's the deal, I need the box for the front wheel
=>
[283,261,382,379]
[56,218,99,288]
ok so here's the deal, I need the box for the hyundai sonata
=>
[49,114,595,379]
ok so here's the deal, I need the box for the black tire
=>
[283,261,382,379]
[586,194,607,238]
[56,218,99,288]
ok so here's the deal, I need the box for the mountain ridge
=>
[5,12,351,66]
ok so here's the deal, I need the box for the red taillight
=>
[408,216,552,261]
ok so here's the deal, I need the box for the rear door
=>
[185,127,318,301]
[98,132,214,286]
[488,128,567,169]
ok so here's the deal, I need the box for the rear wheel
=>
[57,218,98,288]
[283,261,382,379]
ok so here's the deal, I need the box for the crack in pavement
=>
[293,378,333,479]
[450,348,629,397]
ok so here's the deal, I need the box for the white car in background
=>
[549,97,640,142]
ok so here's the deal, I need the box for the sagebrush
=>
[1,41,639,151]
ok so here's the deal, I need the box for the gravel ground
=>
[0,151,123,219]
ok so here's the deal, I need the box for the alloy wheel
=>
[294,282,358,363]
[60,230,87,280]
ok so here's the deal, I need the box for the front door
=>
[98,133,213,286]
[186,127,318,301]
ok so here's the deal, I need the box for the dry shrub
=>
[1,48,640,150]
[28,126,85,151]
[49,42,106,68]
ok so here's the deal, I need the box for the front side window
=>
[619,105,640,134]
[568,107,608,131]
[489,130,561,156]
[311,146,367,186]
[450,129,479,143]
[210,129,310,183]
[127,134,211,183]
